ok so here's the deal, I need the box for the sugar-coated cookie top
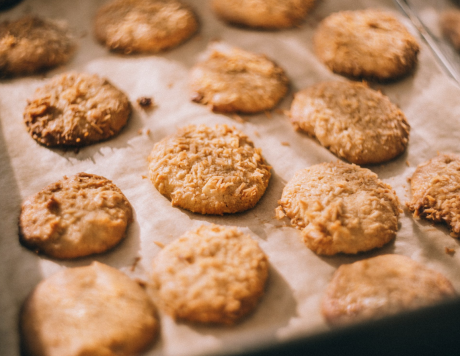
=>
[19,173,133,259]
[321,254,456,327]
[314,9,420,81]
[277,161,401,255]
[290,80,410,164]
[151,224,269,324]
[24,72,131,147]
[407,153,460,237]
[94,0,198,53]
[0,16,76,76]
[20,262,158,356]
[211,0,315,29]
[148,124,271,214]
[190,45,289,113]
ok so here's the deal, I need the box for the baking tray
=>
[1,0,460,355]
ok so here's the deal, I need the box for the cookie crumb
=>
[134,278,148,288]
[131,256,142,271]
[137,96,154,108]
[138,129,143,135]
[281,141,290,146]
[406,160,410,167]
[141,175,147,179]
[275,206,286,220]
[154,241,165,248]
[445,247,456,255]
[264,111,272,119]
[254,130,260,137]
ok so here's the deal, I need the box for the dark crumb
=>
[191,92,203,102]
[137,96,154,108]
[135,279,148,288]
[73,147,80,154]
[130,256,141,271]
[445,247,456,255]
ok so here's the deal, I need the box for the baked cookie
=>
[24,72,131,147]
[19,173,133,259]
[190,44,289,113]
[407,154,460,237]
[0,16,76,77]
[276,161,401,255]
[290,81,410,165]
[151,224,269,324]
[314,9,420,81]
[94,0,198,54]
[211,0,315,30]
[148,124,271,215]
[440,10,460,51]
[20,262,158,356]
[321,254,456,327]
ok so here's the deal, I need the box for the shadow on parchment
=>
[0,112,42,355]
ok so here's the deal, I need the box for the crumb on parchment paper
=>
[137,96,155,108]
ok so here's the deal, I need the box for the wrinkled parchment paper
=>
[2,0,460,355]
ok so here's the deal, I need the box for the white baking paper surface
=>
[1,0,460,355]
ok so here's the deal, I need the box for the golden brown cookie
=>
[321,254,456,327]
[190,44,289,113]
[94,0,198,54]
[407,154,460,237]
[290,81,410,165]
[19,173,133,259]
[314,9,420,81]
[148,124,271,215]
[151,224,269,325]
[211,0,315,30]
[23,72,131,147]
[440,10,460,51]
[276,161,401,255]
[20,262,158,356]
[0,16,76,77]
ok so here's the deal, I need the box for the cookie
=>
[148,124,271,215]
[24,72,131,147]
[314,9,420,81]
[20,262,158,356]
[407,154,460,237]
[0,16,76,77]
[211,0,315,30]
[151,224,268,325]
[290,81,410,165]
[321,254,456,327]
[276,161,401,255]
[190,44,289,113]
[440,10,460,51]
[19,173,133,259]
[94,0,198,54]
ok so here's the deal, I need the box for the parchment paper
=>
[2,0,460,355]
